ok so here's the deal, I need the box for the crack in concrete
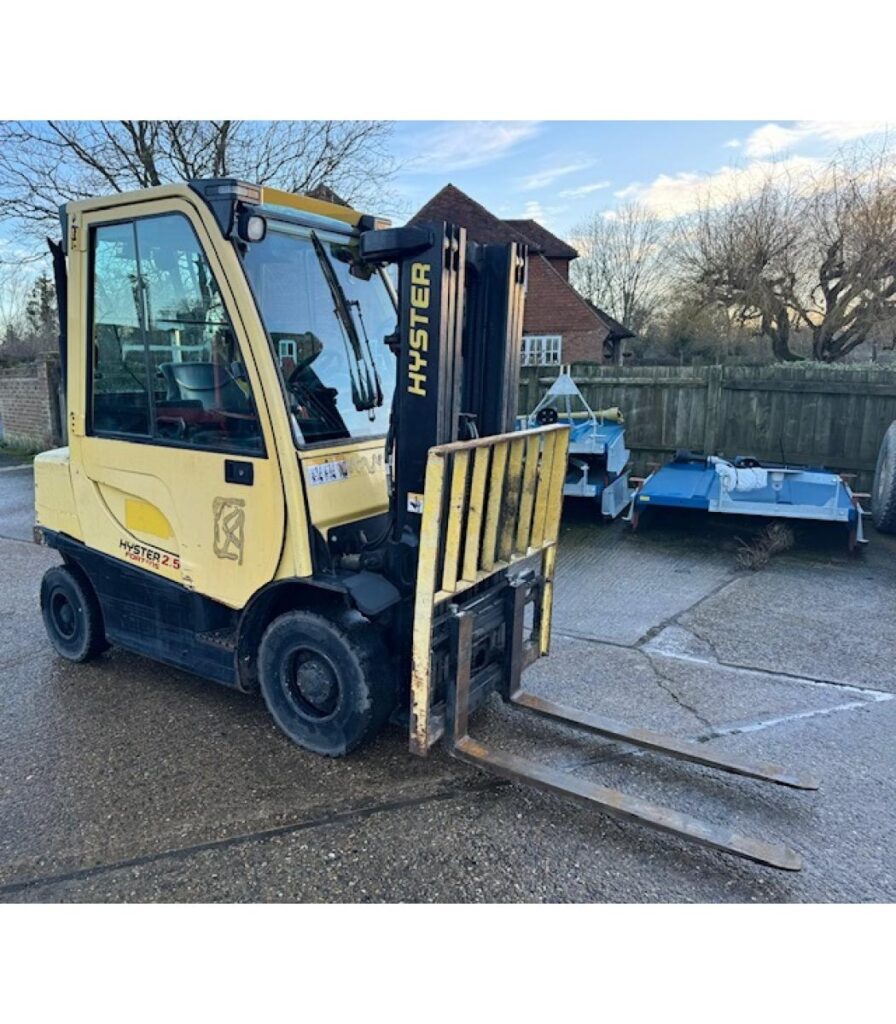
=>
[558,620,894,703]
[678,619,727,665]
[644,611,896,702]
[638,648,716,730]
[635,574,742,649]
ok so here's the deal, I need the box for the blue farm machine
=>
[517,370,633,519]
[630,451,868,550]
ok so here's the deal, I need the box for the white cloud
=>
[612,156,826,219]
[522,200,545,219]
[517,161,592,191]
[512,199,568,229]
[744,120,889,158]
[744,123,801,158]
[558,179,612,198]
[405,121,540,173]
[606,121,893,221]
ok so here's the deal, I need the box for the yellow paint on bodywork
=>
[441,449,470,594]
[299,438,389,537]
[481,443,508,572]
[124,499,173,540]
[261,187,364,228]
[409,451,448,756]
[461,447,490,583]
[34,447,83,541]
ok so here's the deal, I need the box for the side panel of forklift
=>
[299,439,389,539]
[39,192,295,608]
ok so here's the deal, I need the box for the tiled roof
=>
[411,184,529,247]
[503,219,578,261]
[583,300,635,340]
[411,184,630,339]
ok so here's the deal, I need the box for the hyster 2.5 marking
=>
[407,261,430,397]
[118,538,181,572]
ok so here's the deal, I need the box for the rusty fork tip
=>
[773,849,804,872]
[786,774,821,792]
[747,841,804,872]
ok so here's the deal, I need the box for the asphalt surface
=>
[1,457,894,902]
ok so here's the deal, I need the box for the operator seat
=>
[159,362,250,413]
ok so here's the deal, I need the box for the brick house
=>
[411,185,633,365]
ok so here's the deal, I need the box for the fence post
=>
[702,365,723,455]
[44,355,66,446]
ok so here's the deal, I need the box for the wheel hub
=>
[287,651,340,719]
[51,591,77,640]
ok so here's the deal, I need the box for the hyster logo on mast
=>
[407,262,430,396]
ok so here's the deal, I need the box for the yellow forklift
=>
[35,179,816,869]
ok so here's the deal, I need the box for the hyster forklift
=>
[34,180,817,870]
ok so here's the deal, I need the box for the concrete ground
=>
[1,458,894,902]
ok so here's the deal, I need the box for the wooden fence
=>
[518,364,896,491]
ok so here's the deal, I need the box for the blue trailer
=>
[518,370,632,518]
[630,451,867,548]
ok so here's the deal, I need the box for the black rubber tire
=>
[40,564,107,662]
[258,609,395,756]
[872,421,896,534]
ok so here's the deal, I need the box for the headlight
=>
[237,210,267,243]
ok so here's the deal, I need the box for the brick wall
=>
[0,356,62,448]
[560,328,611,364]
[523,257,609,364]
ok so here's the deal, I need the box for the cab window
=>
[243,224,396,445]
[90,212,264,455]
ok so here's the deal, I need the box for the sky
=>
[384,120,891,237]
[1,120,891,293]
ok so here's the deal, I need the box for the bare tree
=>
[0,262,31,355]
[801,148,896,360]
[676,179,806,361]
[0,120,397,257]
[570,201,670,347]
[676,144,896,362]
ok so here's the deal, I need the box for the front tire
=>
[40,565,107,662]
[872,421,896,534]
[258,609,395,756]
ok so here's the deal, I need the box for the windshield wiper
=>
[348,297,384,407]
[310,231,382,415]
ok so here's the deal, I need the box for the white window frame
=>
[278,337,298,362]
[521,334,563,366]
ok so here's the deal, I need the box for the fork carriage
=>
[410,426,817,872]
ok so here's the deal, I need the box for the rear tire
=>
[40,565,107,662]
[872,421,896,534]
[258,609,395,756]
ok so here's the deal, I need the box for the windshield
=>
[243,223,397,444]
